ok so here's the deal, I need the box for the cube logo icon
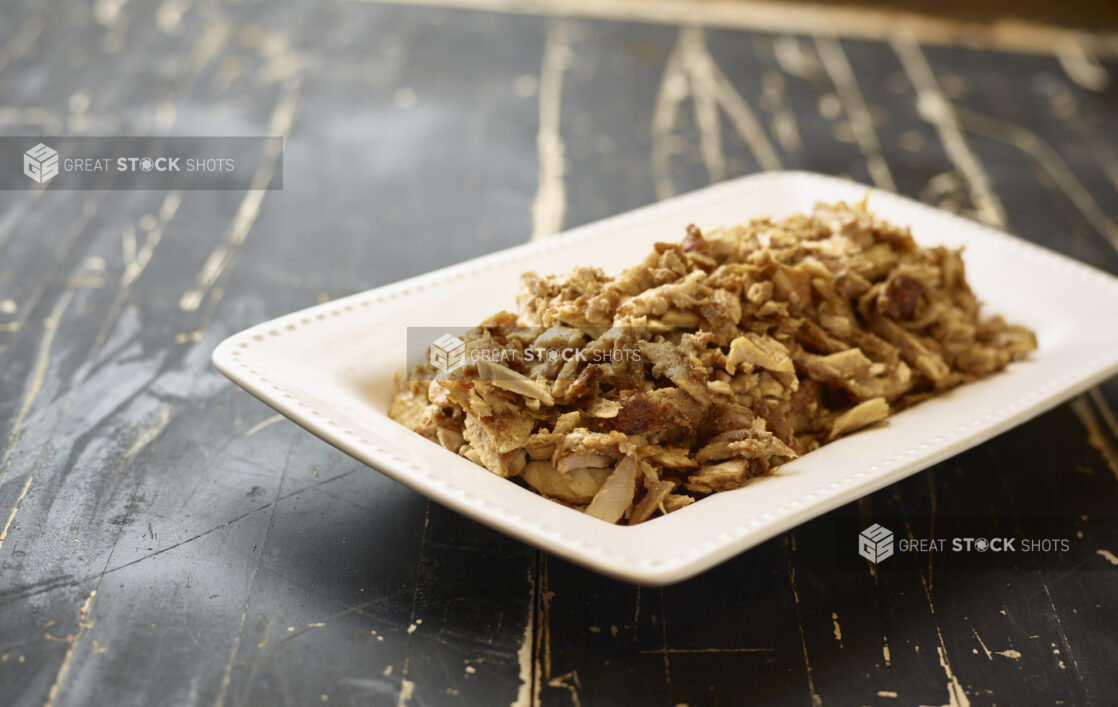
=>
[858,524,894,563]
[430,334,466,373]
[24,143,59,184]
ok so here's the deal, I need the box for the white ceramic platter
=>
[213,171,1118,584]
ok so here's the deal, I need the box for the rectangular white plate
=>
[213,171,1118,585]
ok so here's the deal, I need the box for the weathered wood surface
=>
[1,1,1116,705]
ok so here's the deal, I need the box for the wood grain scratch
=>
[1088,389,1118,442]
[815,35,897,191]
[892,39,1006,228]
[0,290,74,483]
[971,626,993,660]
[244,414,284,437]
[120,408,173,465]
[0,474,33,552]
[679,27,726,185]
[68,389,177,707]
[93,0,129,29]
[772,36,819,79]
[935,645,971,707]
[55,192,180,387]
[5,3,216,357]
[42,591,97,707]
[0,191,183,604]
[858,497,880,582]
[0,471,361,606]
[927,471,937,591]
[532,554,553,706]
[897,506,971,707]
[0,15,44,73]
[881,61,1108,704]
[1040,580,1083,681]
[784,536,821,707]
[530,19,573,242]
[951,106,1118,254]
[651,34,688,200]
[120,226,137,273]
[0,107,62,130]
[927,597,968,697]
[653,27,780,199]
[124,193,181,290]
[214,578,256,705]
[0,198,98,359]
[179,81,300,312]
[276,595,410,648]
[214,433,296,707]
[702,46,782,172]
[5,31,219,361]
[350,0,1118,57]
[396,499,430,706]
[394,675,415,706]
[657,587,671,687]
[546,671,581,707]
[511,558,535,707]
[1056,42,1109,92]
[156,0,194,34]
[1070,395,1118,481]
[632,586,640,635]
[178,20,231,95]
[760,68,802,154]
[638,646,772,654]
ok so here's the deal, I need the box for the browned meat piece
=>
[638,337,710,401]
[562,364,600,403]
[693,421,797,463]
[610,388,705,438]
[753,398,795,447]
[680,224,706,253]
[880,273,923,320]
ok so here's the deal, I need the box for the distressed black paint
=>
[1,1,1116,706]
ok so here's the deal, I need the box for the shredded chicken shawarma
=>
[389,201,1036,524]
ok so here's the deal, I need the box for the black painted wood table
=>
[1,1,1117,705]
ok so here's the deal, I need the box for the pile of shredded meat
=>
[389,201,1036,524]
